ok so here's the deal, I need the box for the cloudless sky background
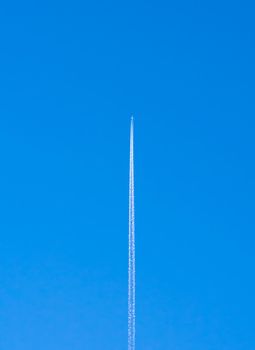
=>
[0,1,255,349]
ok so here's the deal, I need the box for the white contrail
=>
[128,116,135,350]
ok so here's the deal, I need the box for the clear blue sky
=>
[0,1,254,349]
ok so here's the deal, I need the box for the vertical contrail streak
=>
[128,116,135,350]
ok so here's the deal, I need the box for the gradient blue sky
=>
[0,1,255,349]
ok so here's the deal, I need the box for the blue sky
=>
[0,1,255,349]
